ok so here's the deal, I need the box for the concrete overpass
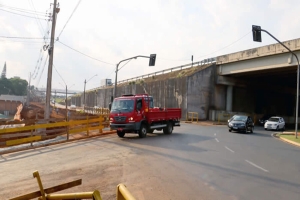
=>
[69,37,300,123]
[215,37,300,119]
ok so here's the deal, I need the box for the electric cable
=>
[57,0,82,39]
[0,8,48,20]
[58,41,115,65]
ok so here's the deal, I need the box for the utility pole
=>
[26,72,31,106]
[44,0,59,120]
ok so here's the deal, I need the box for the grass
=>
[280,134,300,144]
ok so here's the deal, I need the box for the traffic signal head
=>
[252,25,262,42]
[149,54,156,66]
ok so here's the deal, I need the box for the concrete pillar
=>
[226,85,233,112]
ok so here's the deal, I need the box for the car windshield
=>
[232,115,247,122]
[111,99,134,113]
[268,117,279,122]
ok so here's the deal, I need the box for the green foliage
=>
[0,77,28,95]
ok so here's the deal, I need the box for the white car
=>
[70,105,76,110]
[264,116,285,131]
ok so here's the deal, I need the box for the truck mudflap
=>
[174,121,181,126]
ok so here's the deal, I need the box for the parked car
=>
[228,115,254,133]
[258,114,276,126]
[70,105,76,110]
[264,116,285,131]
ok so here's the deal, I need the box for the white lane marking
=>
[215,138,219,142]
[245,160,269,172]
[225,146,234,153]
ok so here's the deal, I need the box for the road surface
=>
[1,123,300,199]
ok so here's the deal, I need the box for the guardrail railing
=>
[186,112,199,122]
[0,115,106,147]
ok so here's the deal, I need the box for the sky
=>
[0,0,300,92]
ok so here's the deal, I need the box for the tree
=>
[10,77,28,96]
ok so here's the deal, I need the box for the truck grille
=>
[114,116,126,122]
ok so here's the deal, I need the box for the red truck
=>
[109,94,181,138]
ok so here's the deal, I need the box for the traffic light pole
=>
[113,55,156,99]
[252,26,300,138]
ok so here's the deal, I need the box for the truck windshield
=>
[111,99,134,113]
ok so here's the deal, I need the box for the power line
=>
[36,54,49,87]
[57,0,82,39]
[0,8,48,20]
[156,31,252,62]
[195,31,251,60]
[58,41,115,65]
[28,0,45,35]
[0,3,45,14]
[0,35,49,39]
[53,64,67,86]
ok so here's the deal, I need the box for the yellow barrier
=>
[117,184,136,200]
[0,115,106,147]
[186,112,198,122]
[10,171,136,200]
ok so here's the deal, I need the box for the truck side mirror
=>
[109,102,112,111]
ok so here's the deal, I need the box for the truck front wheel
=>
[117,130,125,138]
[163,122,173,135]
[139,124,147,138]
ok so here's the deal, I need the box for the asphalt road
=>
[1,123,300,199]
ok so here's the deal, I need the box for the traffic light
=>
[149,54,156,66]
[252,25,262,42]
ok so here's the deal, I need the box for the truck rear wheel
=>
[163,122,173,134]
[139,124,147,138]
[117,130,125,138]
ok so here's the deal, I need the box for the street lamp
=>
[114,54,156,98]
[83,74,97,107]
[59,82,75,119]
[252,25,300,138]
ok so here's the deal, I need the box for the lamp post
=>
[59,82,75,120]
[83,74,97,107]
[252,25,300,138]
[114,54,156,98]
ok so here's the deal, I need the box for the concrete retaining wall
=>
[71,64,216,120]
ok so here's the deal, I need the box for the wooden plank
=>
[9,179,82,200]
[6,135,41,146]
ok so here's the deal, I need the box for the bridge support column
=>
[226,85,233,112]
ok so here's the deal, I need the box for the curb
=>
[277,134,300,148]
[0,131,116,155]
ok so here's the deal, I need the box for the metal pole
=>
[113,55,150,98]
[114,64,119,98]
[27,72,31,106]
[83,79,86,107]
[65,85,67,120]
[45,0,58,119]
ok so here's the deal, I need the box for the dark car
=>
[258,114,276,126]
[228,115,254,133]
